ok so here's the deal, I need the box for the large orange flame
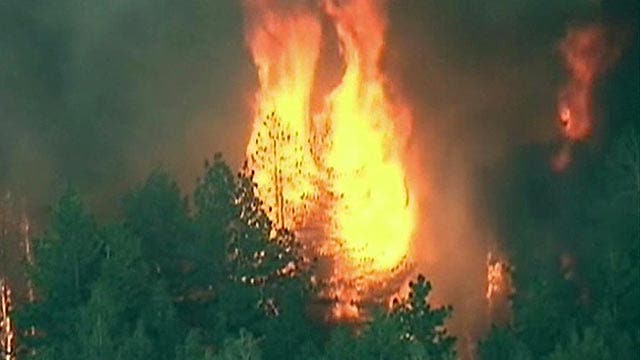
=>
[321,0,414,274]
[243,1,322,230]
[242,0,416,318]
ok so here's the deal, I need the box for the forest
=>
[2,128,638,359]
[1,1,638,359]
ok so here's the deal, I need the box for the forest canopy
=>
[2,125,637,359]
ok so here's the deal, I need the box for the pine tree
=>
[213,329,262,360]
[174,329,213,360]
[75,225,183,360]
[191,153,236,299]
[321,274,456,360]
[248,111,315,231]
[390,274,456,360]
[123,170,192,295]
[19,188,102,357]
[219,166,315,359]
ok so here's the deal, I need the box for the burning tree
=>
[1,279,15,360]
[248,111,316,232]
[243,0,418,322]
[227,165,312,315]
[0,191,36,360]
[486,253,515,325]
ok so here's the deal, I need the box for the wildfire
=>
[21,214,35,305]
[242,0,416,318]
[244,2,322,230]
[321,0,414,274]
[485,253,514,307]
[557,24,621,141]
[553,24,624,171]
[0,279,15,360]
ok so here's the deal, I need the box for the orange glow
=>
[243,1,322,230]
[242,0,416,319]
[1,279,15,360]
[485,253,513,304]
[551,142,572,172]
[557,25,622,141]
[321,0,415,274]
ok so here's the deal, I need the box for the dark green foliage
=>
[391,274,456,358]
[192,153,236,286]
[219,167,317,359]
[70,225,182,360]
[174,329,213,360]
[478,326,531,360]
[194,153,236,230]
[479,128,640,359]
[545,327,612,360]
[117,321,154,360]
[123,170,192,294]
[19,188,102,357]
[321,274,455,360]
[512,275,584,357]
[18,130,638,360]
[212,329,262,360]
[17,155,456,360]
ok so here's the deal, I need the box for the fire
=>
[557,24,622,142]
[485,253,514,309]
[242,0,416,318]
[243,2,322,230]
[321,0,414,273]
[0,279,15,360]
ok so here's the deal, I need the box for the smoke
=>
[1,0,636,355]
[383,0,627,353]
[558,25,623,140]
[552,24,627,171]
[0,1,252,212]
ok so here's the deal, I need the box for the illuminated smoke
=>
[553,24,624,171]
[557,24,622,141]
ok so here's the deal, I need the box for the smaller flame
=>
[485,253,514,304]
[1,279,15,360]
[556,24,623,142]
[553,24,624,171]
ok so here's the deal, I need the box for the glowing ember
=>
[242,0,416,318]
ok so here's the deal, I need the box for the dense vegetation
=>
[9,126,638,359]
[13,155,456,360]
[479,128,639,359]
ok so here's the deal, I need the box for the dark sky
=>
[0,0,637,214]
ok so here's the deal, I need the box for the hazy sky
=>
[0,0,636,212]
